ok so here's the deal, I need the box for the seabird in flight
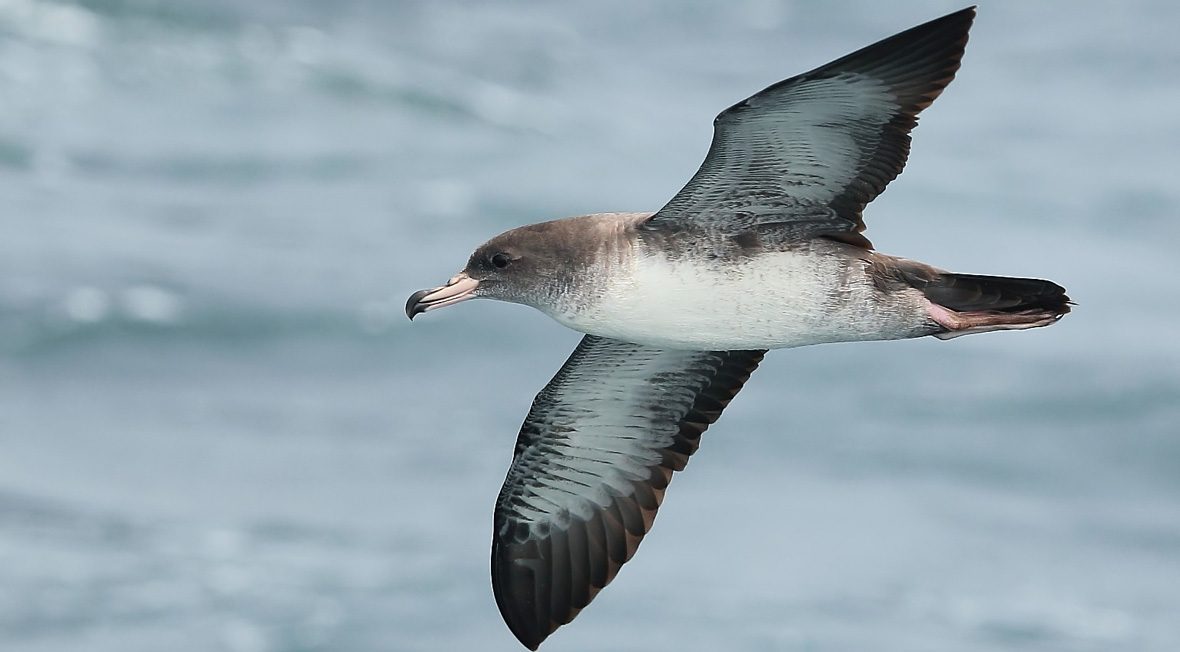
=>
[406,6,1069,649]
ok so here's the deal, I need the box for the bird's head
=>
[406,217,602,320]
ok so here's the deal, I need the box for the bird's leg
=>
[926,302,1063,340]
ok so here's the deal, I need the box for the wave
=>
[0,288,410,359]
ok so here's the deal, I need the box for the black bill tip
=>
[406,289,431,320]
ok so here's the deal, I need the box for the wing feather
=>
[644,7,976,249]
[491,335,764,649]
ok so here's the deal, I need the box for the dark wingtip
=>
[492,538,553,650]
[491,531,591,651]
[508,623,543,652]
[405,289,430,320]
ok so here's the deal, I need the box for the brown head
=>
[406,214,640,320]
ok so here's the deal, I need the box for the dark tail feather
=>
[921,273,1072,316]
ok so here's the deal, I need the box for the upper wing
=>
[492,335,765,649]
[643,7,975,249]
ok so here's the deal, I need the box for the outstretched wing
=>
[643,7,975,249]
[492,335,765,649]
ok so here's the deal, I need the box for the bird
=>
[406,6,1069,649]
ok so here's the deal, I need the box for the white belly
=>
[549,248,930,350]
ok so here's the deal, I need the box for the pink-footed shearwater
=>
[406,6,1069,649]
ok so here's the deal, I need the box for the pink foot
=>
[926,302,1063,340]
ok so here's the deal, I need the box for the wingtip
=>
[503,622,544,651]
[887,4,976,48]
[492,538,555,651]
[892,4,976,49]
[939,6,976,47]
[938,5,977,26]
[497,602,549,650]
[505,613,549,651]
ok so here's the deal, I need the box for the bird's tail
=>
[912,272,1072,339]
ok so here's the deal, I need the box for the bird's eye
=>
[490,252,512,269]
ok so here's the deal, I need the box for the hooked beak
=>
[406,273,480,320]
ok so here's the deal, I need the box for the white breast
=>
[549,245,929,350]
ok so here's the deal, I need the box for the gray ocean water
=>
[2,1,1179,651]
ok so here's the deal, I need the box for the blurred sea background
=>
[2,1,1178,650]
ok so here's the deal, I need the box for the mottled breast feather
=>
[491,335,765,649]
[642,7,975,249]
